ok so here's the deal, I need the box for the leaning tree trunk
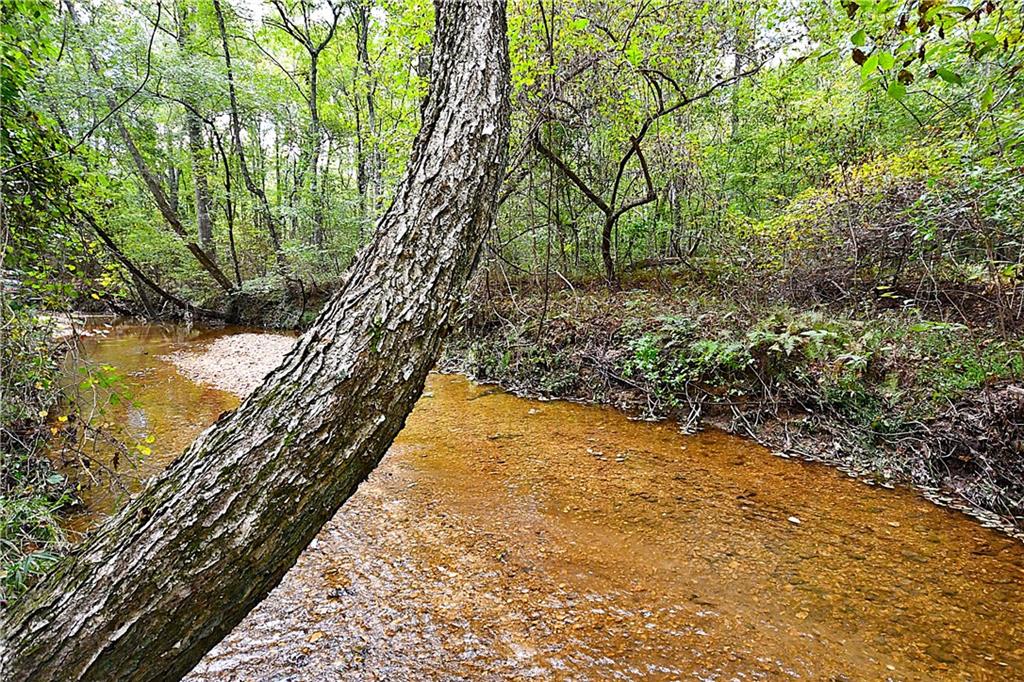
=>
[0,2,510,680]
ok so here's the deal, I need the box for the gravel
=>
[165,333,296,397]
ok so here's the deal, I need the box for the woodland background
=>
[3,0,1024,598]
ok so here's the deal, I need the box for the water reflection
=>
[51,321,242,529]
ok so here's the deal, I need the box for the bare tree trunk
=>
[354,91,369,236]
[165,163,180,216]
[351,0,381,215]
[0,2,510,681]
[208,124,244,286]
[601,214,616,284]
[307,52,324,244]
[187,114,215,255]
[176,0,216,257]
[267,0,340,247]
[534,135,654,288]
[117,115,233,291]
[212,0,290,275]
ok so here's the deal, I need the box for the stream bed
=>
[53,321,1024,680]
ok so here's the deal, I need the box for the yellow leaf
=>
[38,410,48,418]
[90,293,100,300]
[58,415,68,423]
[145,435,155,444]
[136,445,152,456]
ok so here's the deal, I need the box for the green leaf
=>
[625,43,643,66]
[887,80,906,100]
[971,31,996,48]
[878,52,895,70]
[935,67,962,85]
[851,29,867,46]
[860,53,879,79]
[981,84,994,108]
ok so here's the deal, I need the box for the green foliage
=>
[7,0,1019,307]
[845,0,1024,111]
[0,305,74,603]
[621,305,1023,432]
[1,0,81,601]
[0,454,71,602]
[2,0,85,299]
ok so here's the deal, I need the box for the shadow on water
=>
[55,321,1024,680]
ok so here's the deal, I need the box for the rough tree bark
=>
[0,2,510,680]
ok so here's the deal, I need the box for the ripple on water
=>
[55,324,1024,680]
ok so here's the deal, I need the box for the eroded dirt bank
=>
[112,328,1024,681]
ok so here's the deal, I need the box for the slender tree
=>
[349,0,381,223]
[65,0,236,293]
[175,0,216,257]
[267,0,343,245]
[533,65,761,285]
[212,0,291,274]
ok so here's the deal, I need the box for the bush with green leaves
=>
[0,303,74,603]
[620,305,1023,432]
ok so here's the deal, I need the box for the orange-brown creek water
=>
[53,323,1024,680]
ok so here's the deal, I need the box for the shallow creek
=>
[53,321,1024,680]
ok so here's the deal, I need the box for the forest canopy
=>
[4,0,1021,304]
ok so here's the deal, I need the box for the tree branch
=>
[533,133,610,215]
[80,211,230,321]
[612,137,656,221]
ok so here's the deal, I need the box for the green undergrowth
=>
[619,308,1022,430]
[0,305,74,605]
